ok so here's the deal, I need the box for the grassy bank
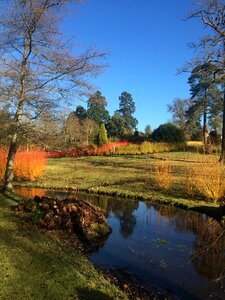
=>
[16,152,225,218]
[0,192,127,300]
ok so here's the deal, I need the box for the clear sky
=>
[63,0,207,131]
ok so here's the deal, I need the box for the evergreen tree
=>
[75,105,87,120]
[107,114,124,139]
[115,91,138,133]
[98,123,108,146]
[87,91,110,126]
[188,62,220,151]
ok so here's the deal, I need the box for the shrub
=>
[115,141,185,155]
[98,124,108,146]
[0,147,7,180]
[151,123,185,143]
[184,157,225,203]
[14,149,47,181]
[152,160,173,190]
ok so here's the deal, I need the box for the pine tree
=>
[115,91,138,133]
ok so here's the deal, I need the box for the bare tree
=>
[167,98,191,131]
[0,0,106,191]
[188,0,225,161]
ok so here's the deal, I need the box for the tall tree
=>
[167,98,191,132]
[75,105,87,120]
[0,0,106,191]
[107,114,124,139]
[115,91,138,133]
[188,0,225,162]
[187,62,219,151]
[63,112,82,144]
[144,124,152,136]
[87,91,110,126]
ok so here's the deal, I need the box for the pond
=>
[16,187,225,300]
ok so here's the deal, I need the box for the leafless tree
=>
[0,0,107,191]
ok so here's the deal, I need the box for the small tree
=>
[98,124,108,146]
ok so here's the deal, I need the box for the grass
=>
[15,152,225,212]
[0,192,127,300]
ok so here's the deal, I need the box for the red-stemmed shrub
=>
[14,148,47,181]
[0,147,7,180]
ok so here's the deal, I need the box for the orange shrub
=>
[0,147,7,180]
[14,149,47,181]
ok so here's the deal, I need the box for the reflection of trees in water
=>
[108,198,139,238]
[156,206,225,284]
[15,187,46,198]
[80,194,139,238]
[191,219,225,284]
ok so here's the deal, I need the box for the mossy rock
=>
[84,222,112,242]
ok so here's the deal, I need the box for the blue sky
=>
[63,0,207,131]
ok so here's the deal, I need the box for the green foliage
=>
[75,105,87,120]
[87,91,110,126]
[115,91,138,132]
[98,124,108,146]
[107,114,124,138]
[151,123,185,143]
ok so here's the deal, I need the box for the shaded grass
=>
[0,193,127,300]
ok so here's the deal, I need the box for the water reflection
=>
[16,187,225,300]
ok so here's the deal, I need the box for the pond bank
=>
[13,188,225,299]
[0,192,127,300]
[15,185,225,222]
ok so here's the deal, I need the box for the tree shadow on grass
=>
[76,288,114,300]
[0,208,122,300]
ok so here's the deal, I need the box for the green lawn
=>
[0,192,127,300]
[18,153,222,211]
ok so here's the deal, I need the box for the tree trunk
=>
[219,89,225,163]
[203,94,207,154]
[3,133,18,191]
[3,34,29,191]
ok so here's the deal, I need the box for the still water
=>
[16,188,225,300]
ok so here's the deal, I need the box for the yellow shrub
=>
[153,160,173,190]
[184,157,225,203]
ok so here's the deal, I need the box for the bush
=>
[0,147,47,181]
[151,123,185,143]
[115,141,185,155]
[0,147,7,180]
[184,157,225,203]
[14,149,47,181]
[153,160,173,190]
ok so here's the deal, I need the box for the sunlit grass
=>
[0,192,127,300]
[16,152,223,209]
